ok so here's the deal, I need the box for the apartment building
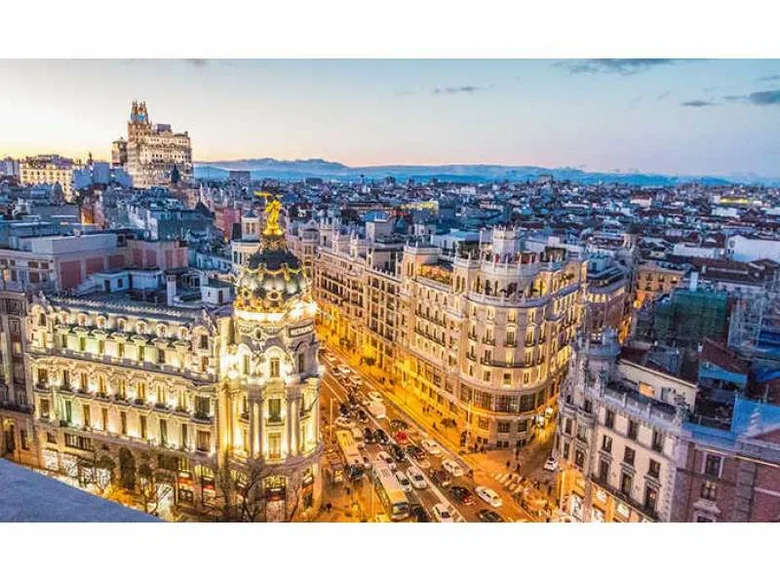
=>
[634,261,685,308]
[556,331,692,522]
[19,155,83,202]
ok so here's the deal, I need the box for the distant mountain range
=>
[193,158,780,186]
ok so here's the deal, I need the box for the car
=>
[337,365,352,376]
[390,419,409,431]
[394,430,409,445]
[450,485,476,505]
[322,352,337,364]
[474,486,503,508]
[406,466,427,490]
[367,391,383,403]
[421,439,443,456]
[356,409,369,424]
[358,396,370,408]
[544,456,559,472]
[477,509,504,523]
[441,458,464,477]
[347,393,359,407]
[430,469,452,488]
[432,503,455,523]
[374,429,389,445]
[338,403,350,416]
[390,443,406,463]
[395,470,413,492]
[349,376,363,389]
[334,416,352,429]
[410,504,431,522]
[377,451,396,471]
[363,427,374,444]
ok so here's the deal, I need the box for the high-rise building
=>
[117,101,193,189]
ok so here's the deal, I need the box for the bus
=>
[336,430,365,481]
[370,464,410,521]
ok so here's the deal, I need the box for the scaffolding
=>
[728,271,780,367]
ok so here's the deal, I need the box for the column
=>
[249,398,256,458]
[286,397,293,458]
[293,398,301,454]
[255,401,262,459]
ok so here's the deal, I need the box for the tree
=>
[117,447,136,491]
[137,454,172,516]
[214,453,269,522]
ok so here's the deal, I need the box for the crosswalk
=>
[493,471,524,493]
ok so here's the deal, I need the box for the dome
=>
[234,199,310,313]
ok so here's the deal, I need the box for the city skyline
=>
[2,59,780,178]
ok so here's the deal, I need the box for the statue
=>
[263,198,283,236]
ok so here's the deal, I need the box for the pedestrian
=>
[515,464,520,474]
[506,460,511,470]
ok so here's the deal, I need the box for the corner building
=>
[26,204,322,520]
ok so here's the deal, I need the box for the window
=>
[584,399,593,414]
[37,368,49,384]
[577,424,587,442]
[136,383,146,402]
[80,372,88,391]
[79,336,86,352]
[181,424,188,449]
[297,352,305,373]
[159,419,168,445]
[482,370,491,382]
[197,430,211,452]
[47,432,56,444]
[156,385,165,407]
[644,460,660,480]
[21,430,29,451]
[157,349,166,364]
[268,399,282,422]
[120,411,127,435]
[64,434,93,451]
[117,379,126,400]
[40,398,50,419]
[497,421,510,433]
[139,416,147,439]
[644,486,658,513]
[200,356,209,373]
[97,376,106,395]
[101,408,108,431]
[270,357,280,378]
[200,334,208,349]
[652,430,664,452]
[477,417,490,430]
[701,481,717,501]
[624,447,635,466]
[620,473,633,496]
[118,342,125,358]
[627,420,638,441]
[243,355,250,375]
[138,345,145,362]
[64,400,72,423]
[575,449,585,468]
[503,372,512,386]
[83,405,91,428]
[602,435,612,452]
[598,459,609,481]
[605,409,615,429]
[195,396,210,418]
[268,433,281,458]
[563,442,570,460]
[704,454,722,478]
[564,418,573,435]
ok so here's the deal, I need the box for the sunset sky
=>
[1,59,780,177]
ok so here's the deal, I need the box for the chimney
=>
[166,274,177,307]
[689,271,699,292]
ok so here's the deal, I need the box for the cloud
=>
[681,99,717,107]
[186,59,208,67]
[555,59,691,76]
[432,85,484,95]
[758,74,780,82]
[747,89,780,105]
[656,91,672,101]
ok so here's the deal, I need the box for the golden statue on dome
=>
[258,192,283,237]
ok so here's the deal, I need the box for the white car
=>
[322,352,337,364]
[433,503,455,523]
[367,391,383,403]
[406,466,428,490]
[334,416,352,429]
[377,451,396,471]
[544,456,559,472]
[421,439,443,456]
[337,365,352,376]
[395,471,413,493]
[475,486,503,508]
[441,458,464,477]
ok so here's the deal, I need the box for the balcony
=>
[193,413,213,424]
[590,474,659,521]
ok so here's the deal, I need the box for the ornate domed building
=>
[220,198,323,521]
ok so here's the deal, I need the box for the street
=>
[317,345,556,523]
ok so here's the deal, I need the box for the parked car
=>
[406,466,427,490]
[377,451,396,471]
[410,504,431,522]
[374,429,389,445]
[356,409,369,423]
[544,456,559,472]
[363,427,374,444]
[421,439,443,456]
[390,419,409,431]
[338,403,350,417]
[395,470,413,493]
[441,458,464,477]
[474,486,503,508]
[367,391,383,403]
[430,469,452,488]
[432,503,455,523]
[337,365,352,376]
[477,509,504,523]
[450,486,476,505]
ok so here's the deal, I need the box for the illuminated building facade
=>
[24,201,321,520]
[19,154,83,202]
[301,218,586,448]
[116,101,193,189]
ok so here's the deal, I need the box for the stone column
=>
[249,398,256,458]
[286,397,293,458]
[255,400,263,459]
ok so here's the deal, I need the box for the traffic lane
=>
[319,371,466,522]
[320,351,537,522]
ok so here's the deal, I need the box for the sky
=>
[1,59,780,178]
